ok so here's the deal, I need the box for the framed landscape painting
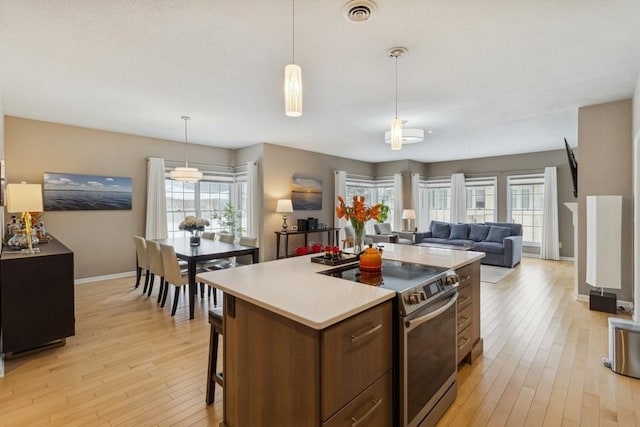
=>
[44,172,132,211]
[291,175,322,210]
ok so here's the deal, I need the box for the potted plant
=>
[212,203,245,237]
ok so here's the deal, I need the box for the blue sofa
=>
[416,221,522,268]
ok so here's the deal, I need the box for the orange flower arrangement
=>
[336,196,382,251]
[336,195,382,223]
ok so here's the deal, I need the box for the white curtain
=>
[145,157,168,239]
[411,173,421,230]
[541,166,560,260]
[334,170,347,243]
[246,161,260,245]
[393,173,403,231]
[450,173,467,223]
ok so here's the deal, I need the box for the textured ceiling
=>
[1,0,640,162]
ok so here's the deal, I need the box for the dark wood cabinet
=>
[0,237,75,356]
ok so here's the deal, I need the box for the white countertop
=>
[196,243,484,330]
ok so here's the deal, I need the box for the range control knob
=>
[419,291,427,301]
[408,293,420,304]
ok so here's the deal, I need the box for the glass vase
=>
[352,219,365,254]
[190,230,201,246]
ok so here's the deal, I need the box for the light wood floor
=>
[0,258,638,426]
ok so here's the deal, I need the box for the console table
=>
[275,228,340,259]
[0,237,75,358]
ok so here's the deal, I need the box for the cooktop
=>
[319,259,450,293]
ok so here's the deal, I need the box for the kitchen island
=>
[197,243,484,426]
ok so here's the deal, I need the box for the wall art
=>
[291,175,322,210]
[44,172,132,211]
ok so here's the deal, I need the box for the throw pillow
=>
[486,226,511,243]
[469,224,490,241]
[449,224,469,240]
[431,221,451,239]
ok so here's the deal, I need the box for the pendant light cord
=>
[292,0,295,64]
[182,115,190,168]
[395,56,399,119]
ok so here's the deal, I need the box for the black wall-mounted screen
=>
[564,138,578,198]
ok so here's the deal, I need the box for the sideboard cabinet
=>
[0,237,75,356]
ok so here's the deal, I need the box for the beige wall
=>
[418,150,576,258]
[577,99,633,301]
[4,116,234,279]
[261,143,373,261]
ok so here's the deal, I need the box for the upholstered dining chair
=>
[145,240,165,303]
[159,242,190,316]
[217,233,235,243]
[342,225,355,248]
[133,236,150,293]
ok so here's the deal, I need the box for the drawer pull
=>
[460,275,471,284]
[458,337,470,349]
[351,323,382,343]
[351,398,383,427]
[457,316,470,328]
[457,296,471,307]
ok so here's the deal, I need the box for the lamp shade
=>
[402,209,416,220]
[169,166,203,183]
[276,199,293,213]
[6,183,43,213]
[390,118,403,150]
[586,195,622,289]
[284,64,303,117]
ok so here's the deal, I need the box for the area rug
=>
[480,265,515,283]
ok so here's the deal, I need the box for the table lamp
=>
[6,182,44,253]
[402,209,416,232]
[276,199,293,232]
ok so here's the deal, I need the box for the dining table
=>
[156,237,259,319]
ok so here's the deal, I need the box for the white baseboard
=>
[75,271,136,285]
[559,256,574,262]
[522,253,575,262]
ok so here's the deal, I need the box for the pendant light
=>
[388,47,407,150]
[284,0,302,117]
[169,115,203,183]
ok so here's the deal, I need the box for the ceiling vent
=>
[343,0,377,22]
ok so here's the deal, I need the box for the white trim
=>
[559,256,574,262]
[75,271,136,285]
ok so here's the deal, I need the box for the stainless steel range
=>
[320,259,459,427]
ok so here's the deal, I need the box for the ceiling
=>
[1,0,640,163]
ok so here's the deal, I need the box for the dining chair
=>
[145,240,165,303]
[342,225,355,248]
[133,236,150,292]
[202,231,217,240]
[218,233,235,243]
[159,242,190,316]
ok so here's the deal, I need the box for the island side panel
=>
[223,295,320,426]
[455,259,482,365]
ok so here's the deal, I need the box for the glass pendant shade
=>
[285,63,303,117]
[169,166,203,183]
[390,117,403,150]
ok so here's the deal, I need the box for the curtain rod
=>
[424,167,545,181]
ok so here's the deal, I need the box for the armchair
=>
[367,223,399,244]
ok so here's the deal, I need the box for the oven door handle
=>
[405,293,458,332]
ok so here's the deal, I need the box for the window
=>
[466,177,497,223]
[344,176,395,233]
[508,175,544,245]
[419,179,451,226]
[165,170,247,238]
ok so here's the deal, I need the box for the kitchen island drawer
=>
[457,323,473,364]
[457,283,472,311]
[322,370,392,427]
[456,262,474,288]
[321,301,392,420]
[457,303,473,333]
